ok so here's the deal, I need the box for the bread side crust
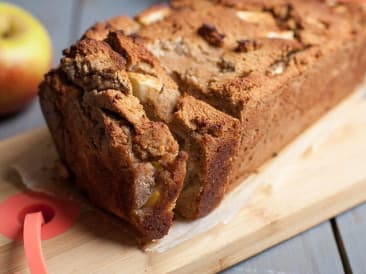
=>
[40,0,366,234]
[39,39,187,241]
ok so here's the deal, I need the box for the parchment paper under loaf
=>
[11,80,366,253]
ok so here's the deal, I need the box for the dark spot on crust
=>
[268,3,293,22]
[100,108,123,121]
[196,139,237,217]
[217,58,236,72]
[191,116,224,137]
[235,40,261,53]
[197,23,225,47]
[266,46,311,76]
[128,32,147,44]
[241,70,253,78]
[265,3,303,40]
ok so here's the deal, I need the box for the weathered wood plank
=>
[336,203,366,274]
[221,222,344,274]
[0,0,76,140]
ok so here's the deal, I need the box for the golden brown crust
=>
[79,22,242,219]
[83,16,140,40]
[171,95,240,218]
[135,4,172,26]
[136,0,366,181]
[39,37,187,241]
[39,0,366,239]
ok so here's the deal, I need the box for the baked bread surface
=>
[39,0,366,240]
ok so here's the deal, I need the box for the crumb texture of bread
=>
[39,36,187,241]
[75,22,242,219]
[39,0,366,239]
[171,95,240,218]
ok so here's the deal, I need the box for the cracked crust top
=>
[39,0,366,239]
[39,36,187,241]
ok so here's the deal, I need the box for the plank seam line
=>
[331,218,353,274]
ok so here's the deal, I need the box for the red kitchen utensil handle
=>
[23,212,48,274]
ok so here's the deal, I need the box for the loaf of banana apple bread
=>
[39,0,366,240]
[39,39,189,240]
[39,29,240,239]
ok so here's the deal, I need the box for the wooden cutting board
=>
[1,90,366,273]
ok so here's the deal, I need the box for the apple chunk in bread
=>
[128,72,163,103]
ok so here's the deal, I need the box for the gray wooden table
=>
[2,1,365,273]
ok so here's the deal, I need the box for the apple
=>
[0,2,52,116]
